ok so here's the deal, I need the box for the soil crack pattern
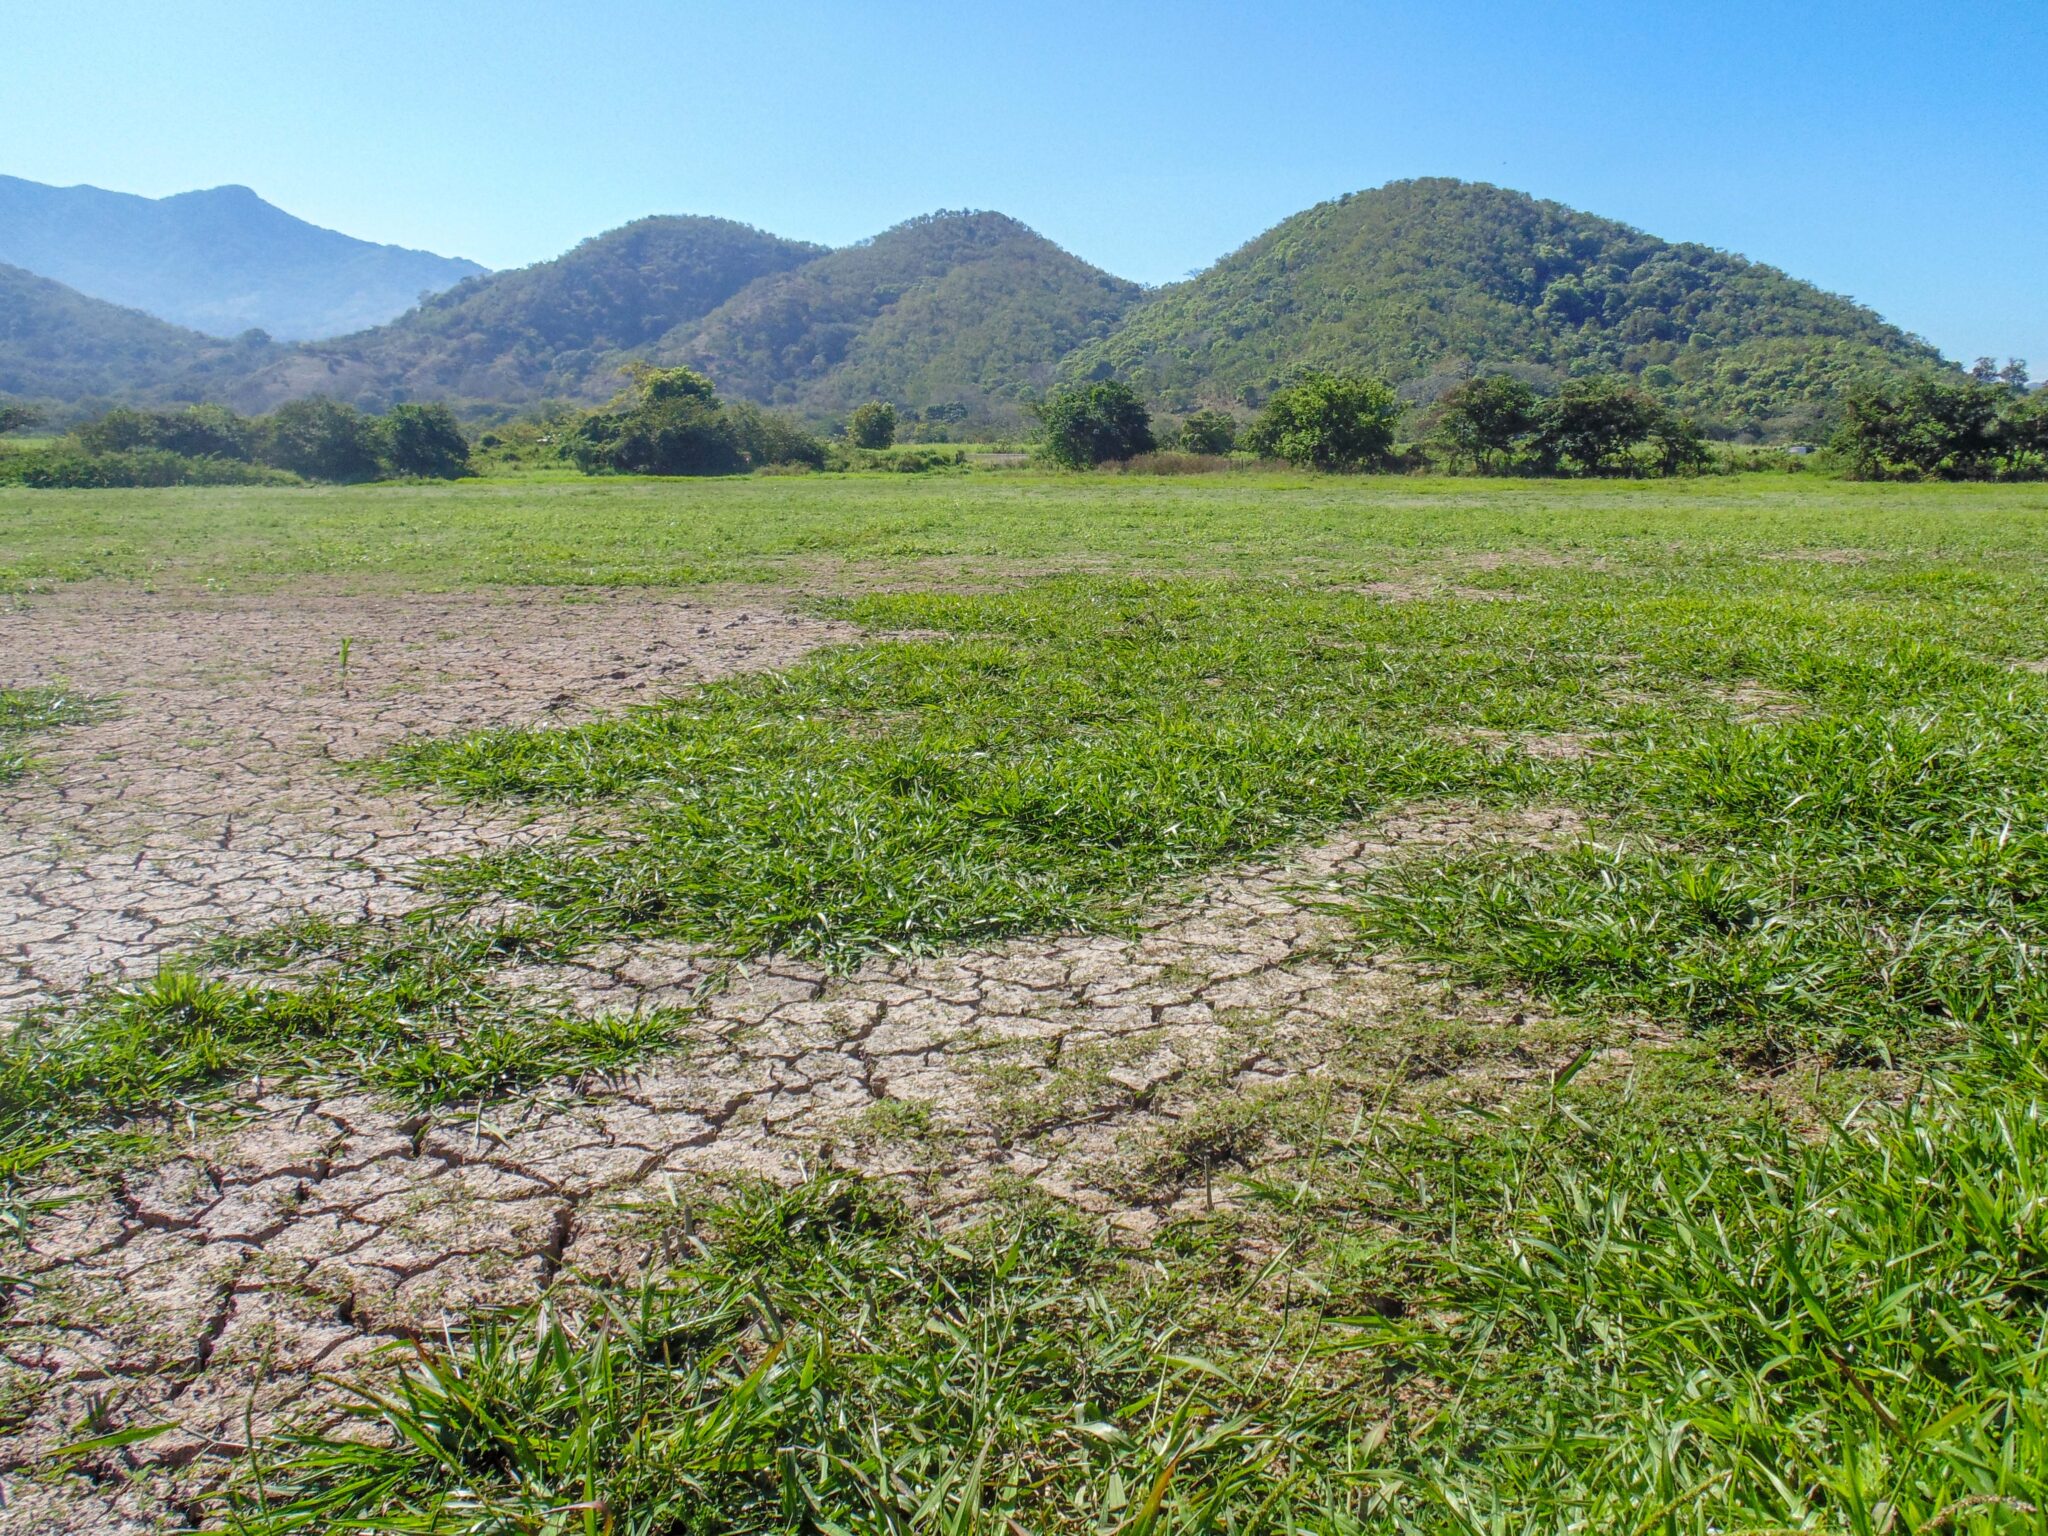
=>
[1,589,857,1019]
[1,803,1580,1534]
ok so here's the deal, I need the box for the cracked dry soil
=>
[2,584,1582,1534]
[1,587,857,1018]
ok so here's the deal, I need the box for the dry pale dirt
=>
[0,584,1581,1533]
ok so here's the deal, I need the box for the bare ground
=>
[1,585,1590,1532]
[1,588,858,1018]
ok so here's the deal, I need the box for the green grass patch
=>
[0,919,684,1180]
[0,685,107,782]
[222,1037,2048,1534]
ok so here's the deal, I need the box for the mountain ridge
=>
[0,176,484,341]
[1,178,1958,437]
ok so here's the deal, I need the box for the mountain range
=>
[0,176,484,341]
[0,177,1951,438]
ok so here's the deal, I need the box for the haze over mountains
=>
[0,176,484,340]
[0,177,1952,437]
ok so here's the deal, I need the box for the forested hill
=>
[0,177,483,341]
[0,262,283,405]
[658,211,1143,417]
[1065,178,1945,439]
[224,217,827,412]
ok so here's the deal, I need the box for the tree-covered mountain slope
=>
[0,177,483,341]
[227,216,827,412]
[0,262,283,406]
[1068,178,1945,437]
[658,211,1142,419]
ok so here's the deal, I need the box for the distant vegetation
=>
[663,211,1141,423]
[567,365,825,476]
[1832,374,2046,480]
[1065,178,1948,441]
[5,179,1987,445]
[0,398,470,487]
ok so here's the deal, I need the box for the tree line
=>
[7,360,2039,488]
[1032,371,1712,476]
[1031,366,2043,480]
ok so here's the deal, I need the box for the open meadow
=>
[3,470,2047,1534]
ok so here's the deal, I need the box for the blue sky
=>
[8,0,2044,366]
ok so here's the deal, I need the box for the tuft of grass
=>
[0,685,108,782]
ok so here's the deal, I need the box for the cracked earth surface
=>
[1,587,857,1019]
[2,583,1586,1533]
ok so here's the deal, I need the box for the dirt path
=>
[1,588,856,1018]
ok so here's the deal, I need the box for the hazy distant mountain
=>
[1065,178,1944,438]
[658,211,1142,416]
[0,261,282,403]
[0,176,485,341]
[224,215,827,410]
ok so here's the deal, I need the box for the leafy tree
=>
[1970,356,2003,385]
[1995,389,2048,476]
[1832,378,2003,479]
[1430,375,1536,471]
[1999,358,2031,392]
[1175,409,1237,455]
[1241,372,1399,471]
[0,402,40,435]
[1648,411,1711,476]
[261,397,382,482]
[1533,377,1664,474]
[1033,381,1155,468]
[378,403,472,478]
[847,400,898,449]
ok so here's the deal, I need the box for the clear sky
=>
[7,1,2044,366]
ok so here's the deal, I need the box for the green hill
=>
[1068,178,1945,437]
[657,211,1142,420]
[0,262,282,407]
[229,216,826,411]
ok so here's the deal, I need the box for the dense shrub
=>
[846,400,897,449]
[0,446,297,488]
[727,401,828,469]
[567,366,822,477]
[1242,372,1399,470]
[1174,409,1237,455]
[376,403,472,479]
[1033,381,1155,468]
[76,404,259,462]
[262,397,385,482]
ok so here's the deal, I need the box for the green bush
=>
[1242,371,1399,470]
[1033,380,1155,468]
[566,367,821,477]
[846,399,898,449]
[261,396,383,482]
[376,402,472,479]
[1175,408,1237,455]
[0,445,297,488]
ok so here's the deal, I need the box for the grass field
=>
[4,471,2047,1533]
